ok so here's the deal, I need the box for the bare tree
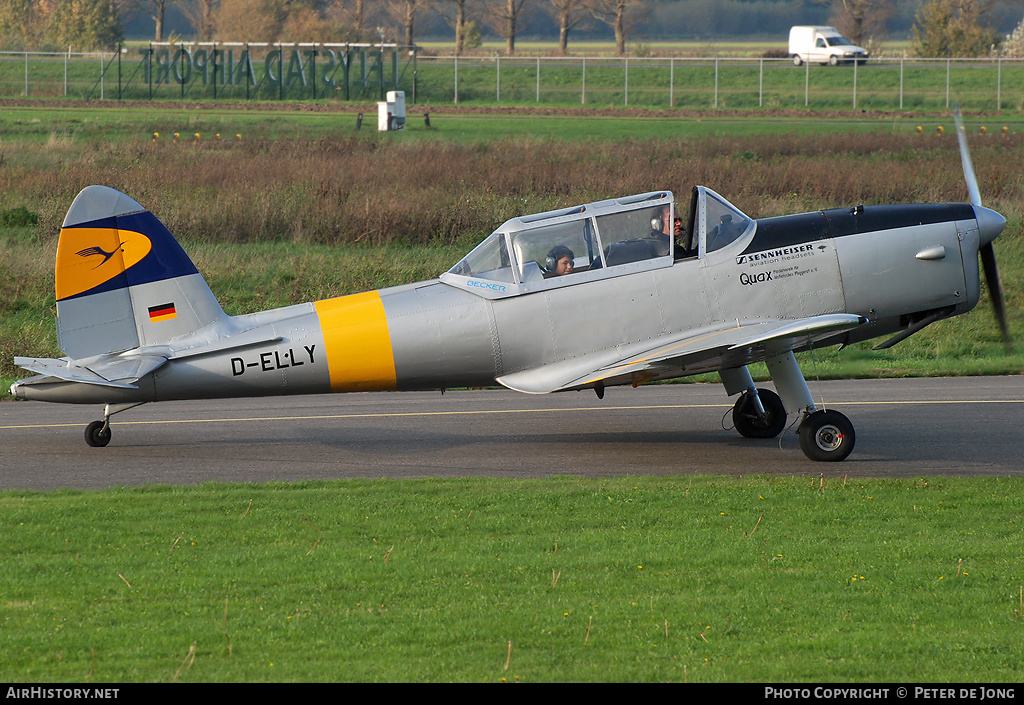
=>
[333,0,369,30]
[483,0,529,55]
[125,0,179,41]
[814,0,892,46]
[384,0,429,46]
[181,0,218,40]
[585,0,643,57]
[437,0,471,55]
[548,0,587,55]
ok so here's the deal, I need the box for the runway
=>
[2,376,1023,490]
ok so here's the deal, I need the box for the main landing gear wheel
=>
[732,388,788,439]
[798,410,855,462]
[85,420,111,448]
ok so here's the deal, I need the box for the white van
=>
[789,26,869,66]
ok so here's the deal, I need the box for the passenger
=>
[545,245,575,276]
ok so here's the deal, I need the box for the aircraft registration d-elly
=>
[11,119,1009,461]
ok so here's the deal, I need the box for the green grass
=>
[2,476,1023,682]
[5,48,1024,112]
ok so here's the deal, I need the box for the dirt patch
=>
[0,97,989,121]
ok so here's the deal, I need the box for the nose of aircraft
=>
[974,205,1006,247]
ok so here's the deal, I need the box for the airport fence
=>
[4,46,1024,112]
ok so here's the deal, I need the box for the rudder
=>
[55,186,225,358]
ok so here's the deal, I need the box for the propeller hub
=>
[974,206,1006,247]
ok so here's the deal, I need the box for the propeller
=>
[953,107,1010,343]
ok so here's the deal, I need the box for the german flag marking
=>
[148,302,177,323]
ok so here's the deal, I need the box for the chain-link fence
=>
[3,47,1024,112]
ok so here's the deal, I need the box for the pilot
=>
[545,245,575,276]
[648,216,671,257]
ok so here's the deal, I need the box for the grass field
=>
[2,476,1024,682]
[2,46,1023,113]
[2,104,1024,682]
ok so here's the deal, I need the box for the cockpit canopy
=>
[442,188,752,299]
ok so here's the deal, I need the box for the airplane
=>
[9,115,1009,462]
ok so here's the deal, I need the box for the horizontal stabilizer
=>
[15,354,168,389]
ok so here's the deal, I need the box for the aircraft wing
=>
[496,314,866,394]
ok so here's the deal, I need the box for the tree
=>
[437,0,471,55]
[212,0,286,40]
[912,0,1000,58]
[181,0,218,40]
[585,0,644,57]
[124,0,179,41]
[0,0,54,49]
[548,0,587,56]
[0,0,122,50]
[383,0,428,47]
[1003,13,1024,57]
[815,0,892,47]
[482,0,529,56]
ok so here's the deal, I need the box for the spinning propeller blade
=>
[954,107,1009,343]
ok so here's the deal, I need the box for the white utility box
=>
[377,91,406,131]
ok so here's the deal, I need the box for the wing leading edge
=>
[496,314,867,395]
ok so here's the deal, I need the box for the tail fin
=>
[55,186,225,359]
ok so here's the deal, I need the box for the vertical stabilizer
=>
[55,186,225,358]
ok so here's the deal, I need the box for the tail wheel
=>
[732,388,788,439]
[85,420,111,448]
[798,410,855,462]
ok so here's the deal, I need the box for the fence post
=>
[899,55,904,110]
[759,57,763,108]
[64,50,68,96]
[997,57,1001,111]
[25,52,28,96]
[496,55,500,101]
[536,55,540,102]
[804,58,809,107]
[581,56,586,104]
[945,58,950,109]
[454,54,458,103]
[670,57,674,107]
[714,57,719,109]
[852,54,857,109]
[624,57,628,106]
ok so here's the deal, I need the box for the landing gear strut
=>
[83,403,145,448]
[723,353,857,462]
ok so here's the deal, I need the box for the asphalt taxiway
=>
[2,376,1023,490]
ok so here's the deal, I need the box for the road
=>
[2,376,1023,490]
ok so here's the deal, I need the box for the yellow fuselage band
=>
[313,291,397,392]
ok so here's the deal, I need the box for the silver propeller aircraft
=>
[11,117,1008,462]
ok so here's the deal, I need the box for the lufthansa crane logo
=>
[75,244,124,268]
